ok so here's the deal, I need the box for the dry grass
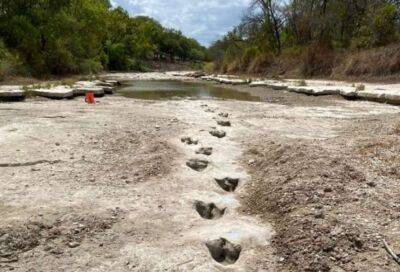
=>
[247,52,274,74]
[210,43,400,81]
[355,83,366,91]
[334,43,400,78]
[295,79,307,86]
[393,123,400,135]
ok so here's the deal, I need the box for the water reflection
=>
[117,80,261,101]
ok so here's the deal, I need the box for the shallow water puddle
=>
[117,80,261,101]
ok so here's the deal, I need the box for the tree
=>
[0,0,206,77]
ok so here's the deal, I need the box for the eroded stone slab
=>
[31,86,74,99]
[0,86,25,101]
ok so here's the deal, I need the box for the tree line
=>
[208,0,400,77]
[0,0,207,78]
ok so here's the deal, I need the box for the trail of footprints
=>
[180,104,242,266]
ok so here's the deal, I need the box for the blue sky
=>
[110,0,251,46]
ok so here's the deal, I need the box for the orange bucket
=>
[85,92,95,104]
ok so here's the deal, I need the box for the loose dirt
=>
[235,97,400,271]
[1,74,400,271]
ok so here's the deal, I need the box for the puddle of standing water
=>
[116,80,261,101]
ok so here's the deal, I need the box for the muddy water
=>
[117,80,261,101]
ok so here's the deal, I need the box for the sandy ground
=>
[1,78,400,271]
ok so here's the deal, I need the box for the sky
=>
[109,0,251,46]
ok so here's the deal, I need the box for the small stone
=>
[0,256,18,263]
[67,241,80,248]
[50,248,63,255]
[181,137,198,145]
[367,181,376,187]
[314,211,325,219]
[55,142,60,146]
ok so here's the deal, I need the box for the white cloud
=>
[111,0,251,46]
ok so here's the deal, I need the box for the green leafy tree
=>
[0,0,206,77]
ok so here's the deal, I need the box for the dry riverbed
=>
[1,74,400,271]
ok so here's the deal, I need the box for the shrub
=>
[393,123,400,135]
[351,26,374,49]
[0,40,28,80]
[247,51,273,74]
[241,47,258,69]
[226,59,241,73]
[300,44,335,77]
[203,62,215,73]
[355,83,366,91]
[373,4,398,46]
[79,59,103,74]
[296,79,307,86]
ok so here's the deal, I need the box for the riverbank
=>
[1,72,400,271]
[201,75,400,106]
